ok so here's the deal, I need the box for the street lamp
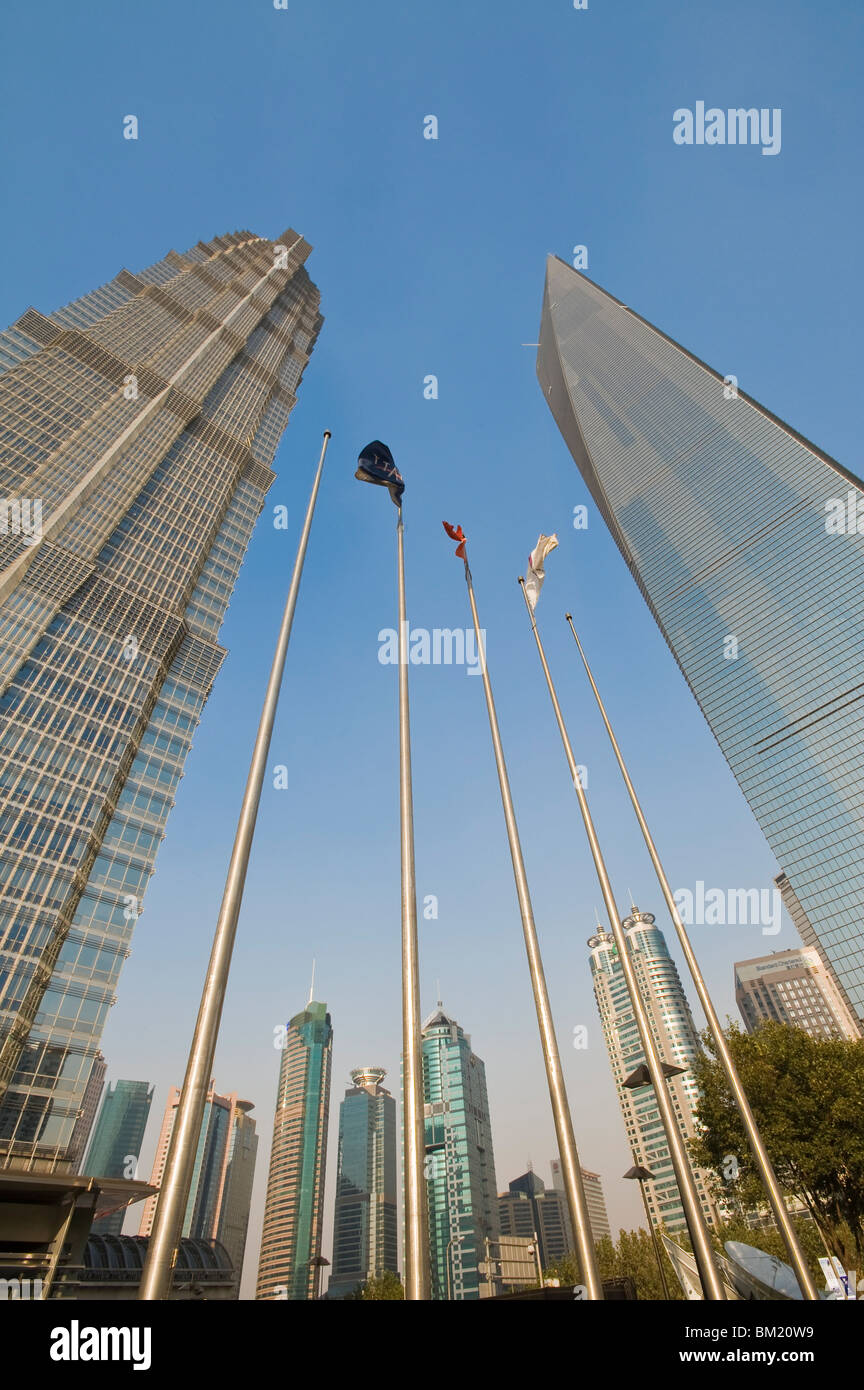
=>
[311,1255,329,1300]
[623,1164,671,1299]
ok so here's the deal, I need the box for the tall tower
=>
[328,1066,398,1298]
[256,1001,332,1300]
[538,256,864,1031]
[69,1050,107,1172]
[139,1084,258,1290]
[421,1008,499,1300]
[0,229,322,1172]
[82,1077,154,1235]
[588,909,720,1233]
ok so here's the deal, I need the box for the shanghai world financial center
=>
[538,255,864,1031]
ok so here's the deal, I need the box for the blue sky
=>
[1,0,861,1293]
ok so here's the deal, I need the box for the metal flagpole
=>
[459,548,603,1300]
[564,614,819,1301]
[397,503,431,1302]
[518,578,726,1300]
[139,429,331,1301]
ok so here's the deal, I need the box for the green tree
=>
[690,1021,864,1265]
[354,1270,404,1300]
[544,1228,684,1300]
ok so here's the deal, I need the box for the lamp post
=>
[623,1164,671,1300]
[311,1255,330,1301]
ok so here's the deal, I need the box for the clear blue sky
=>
[1,0,861,1293]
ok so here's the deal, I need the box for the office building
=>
[0,229,322,1172]
[139,1084,258,1288]
[550,1158,610,1244]
[538,257,864,1029]
[82,1077,153,1235]
[588,908,720,1232]
[328,1066,398,1299]
[256,1001,332,1300]
[421,1007,499,1300]
[736,946,862,1040]
[69,1051,106,1172]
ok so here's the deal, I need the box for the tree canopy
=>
[689,1021,864,1265]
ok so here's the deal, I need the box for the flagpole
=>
[139,429,331,1302]
[518,578,726,1301]
[564,614,819,1301]
[459,549,603,1300]
[397,502,431,1302]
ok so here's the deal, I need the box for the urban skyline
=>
[0,0,860,1319]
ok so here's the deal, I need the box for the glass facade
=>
[588,910,720,1232]
[0,230,322,1171]
[538,256,864,1028]
[81,1077,154,1236]
[256,1001,332,1300]
[139,1084,258,1291]
[328,1066,398,1298]
[421,1009,499,1300]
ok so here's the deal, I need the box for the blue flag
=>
[355,440,405,506]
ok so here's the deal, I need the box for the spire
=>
[309,957,315,1005]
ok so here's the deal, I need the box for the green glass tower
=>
[328,1067,398,1298]
[256,1000,332,1300]
[421,1008,499,1300]
[0,229,322,1172]
[81,1077,153,1236]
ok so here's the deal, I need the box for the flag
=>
[443,520,467,559]
[355,440,405,506]
[524,533,558,610]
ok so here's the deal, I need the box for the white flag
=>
[524,533,558,610]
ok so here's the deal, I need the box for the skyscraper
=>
[735,947,862,1040]
[82,1077,154,1235]
[421,1007,499,1300]
[256,1001,332,1301]
[139,1084,258,1289]
[0,229,322,1172]
[69,1050,106,1172]
[498,1169,572,1269]
[328,1066,398,1299]
[550,1158,611,1245]
[538,256,864,1030]
[588,908,720,1233]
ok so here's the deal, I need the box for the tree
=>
[354,1270,404,1300]
[690,1021,864,1265]
[544,1228,684,1300]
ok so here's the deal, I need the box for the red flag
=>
[442,521,467,559]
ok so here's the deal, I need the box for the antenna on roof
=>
[309,958,315,1005]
